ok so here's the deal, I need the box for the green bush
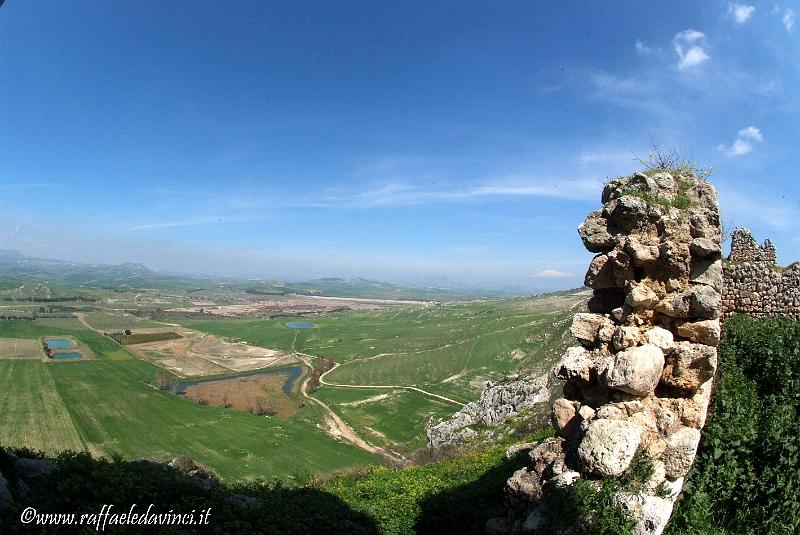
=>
[668,315,800,535]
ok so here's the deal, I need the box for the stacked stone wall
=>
[489,172,722,535]
[727,227,776,264]
[722,228,800,320]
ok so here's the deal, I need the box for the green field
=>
[182,292,584,450]
[0,319,377,481]
[0,290,584,480]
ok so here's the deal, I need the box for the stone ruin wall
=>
[489,171,723,535]
[722,228,800,321]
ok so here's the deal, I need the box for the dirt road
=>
[294,352,406,465]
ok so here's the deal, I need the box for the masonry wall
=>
[721,228,800,321]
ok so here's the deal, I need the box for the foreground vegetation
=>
[0,427,554,534]
[667,315,800,535]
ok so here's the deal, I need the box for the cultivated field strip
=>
[0,361,86,453]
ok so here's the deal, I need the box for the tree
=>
[251,397,276,416]
[154,371,168,389]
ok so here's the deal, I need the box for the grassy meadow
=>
[182,293,583,451]
[0,319,377,481]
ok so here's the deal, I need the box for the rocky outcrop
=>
[0,449,59,512]
[0,448,222,513]
[490,171,722,535]
[427,377,550,449]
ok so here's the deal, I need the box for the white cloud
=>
[533,269,573,278]
[673,29,710,69]
[738,126,763,142]
[325,175,599,208]
[729,3,756,24]
[716,126,764,156]
[635,39,652,54]
[784,8,795,31]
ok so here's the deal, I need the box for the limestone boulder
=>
[626,283,659,309]
[571,313,615,347]
[578,419,642,476]
[690,237,721,259]
[691,259,723,292]
[578,210,615,253]
[660,342,717,395]
[655,285,720,320]
[553,346,594,382]
[675,319,721,346]
[611,195,649,232]
[552,398,580,439]
[506,467,543,511]
[612,326,641,351]
[607,344,665,396]
[644,327,674,350]
[662,426,701,478]
[549,470,581,488]
[625,237,660,266]
[613,492,675,535]
[529,437,566,479]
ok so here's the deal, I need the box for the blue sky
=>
[1,1,798,292]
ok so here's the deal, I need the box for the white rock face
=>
[614,492,675,535]
[644,327,674,350]
[554,346,594,382]
[676,319,721,346]
[426,377,549,449]
[571,313,615,346]
[607,344,665,396]
[662,426,701,478]
[626,283,659,309]
[578,419,642,476]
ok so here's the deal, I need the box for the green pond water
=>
[46,338,74,350]
[52,352,82,360]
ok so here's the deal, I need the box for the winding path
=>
[314,361,465,407]
[294,352,406,465]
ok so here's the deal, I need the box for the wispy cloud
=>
[533,269,573,278]
[728,3,756,24]
[673,29,710,70]
[716,126,763,156]
[132,218,226,231]
[635,39,653,54]
[784,8,795,32]
[0,182,56,190]
[322,175,600,208]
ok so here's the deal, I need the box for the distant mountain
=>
[0,250,161,289]
[0,250,527,300]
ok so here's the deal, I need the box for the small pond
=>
[46,338,74,350]
[286,321,316,330]
[169,366,303,396]
[52,352,82,360]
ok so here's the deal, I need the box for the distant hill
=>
[0,251,510,301]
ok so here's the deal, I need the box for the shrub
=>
[667,315,800,535]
